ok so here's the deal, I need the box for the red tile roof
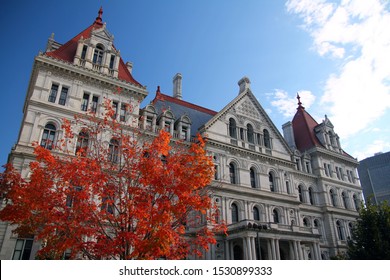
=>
[45,8,142,87]
[152,86,218,116]
[291,99,323,152]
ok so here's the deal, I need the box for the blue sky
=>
[1,0,390,167]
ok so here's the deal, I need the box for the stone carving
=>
[236,99,260,120]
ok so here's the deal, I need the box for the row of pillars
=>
[224,237,322,260]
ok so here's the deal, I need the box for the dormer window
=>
[109,55,115,69]
[175,115,191,141]
[93,44,104,65]
[81,45,88,60]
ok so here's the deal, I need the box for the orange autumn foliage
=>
[0,98,226,260]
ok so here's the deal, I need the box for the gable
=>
[204,82,292,160]
[91,26,114,43]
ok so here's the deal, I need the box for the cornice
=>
[35,54,148,98]
[205,138,295,169]
[308,146,359,165]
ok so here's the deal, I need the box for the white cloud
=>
[286,0,390,139]
[268,89,315,118]
[353,139,390,161]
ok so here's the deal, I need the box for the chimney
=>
[46,33,55,52]
[126,62,133,74]
[173,73,182,99]
[238,76,251,94]
[282,121,296,149]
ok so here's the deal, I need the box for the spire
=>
[297,93,305,110]
[94,7,103,25]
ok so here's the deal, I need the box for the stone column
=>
[225,240,230,260]
[293,241,299,260]
[251,237,257,260]
[297,241,303,260]
[271,239,276,260]
[289,241,295,260]
[246,237,253,260]
[275,239,280,260]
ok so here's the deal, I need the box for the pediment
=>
[91,25,114,43]
[204,87,293,158]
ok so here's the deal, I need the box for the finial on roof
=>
[156,86,161,94]
[94,7,103,25]
[297,93,305,109]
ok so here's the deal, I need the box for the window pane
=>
[48,84,59,103]
[21,240,33,260]
[81,93,90,111]
[91,96,99,113]
[58,87,68,105]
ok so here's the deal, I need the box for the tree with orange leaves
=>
[0,97,225,260]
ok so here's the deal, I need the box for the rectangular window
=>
[81,45,88,60]
[120,103,126,122]
[181,126,189,140]
[336,167,343,180]
[305,161,311,173]
[81,93,90,111]
[66,186,82,208]
[164,120,171,132]
[112,101,119,120]
[327,164,333,177]
[146,115,153,130]
[296,159,301,171]
[109,55,115,69]
[48,84,59,103]
[58,87,68,105]
[12,239,33,260]
[324,163,329,176]
[91,96,99,113]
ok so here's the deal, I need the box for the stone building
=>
[0,9,362,260]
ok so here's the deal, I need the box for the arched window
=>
[75,130,89,156]
[308,187,314,205]
[229,162,237,184]
[231,203,239,223]
[108,139,120,163]
[273,209,280,224]
[314,219,320,228]
[330,189,337,206]
[93,44,104,65]
[247,123,254,143]
[40,123,57,150]
[298,185,304,202]
[253,207,260,221]
[336,220,345,240]
[263,129,271,148]
[229,118,237,139]
[341,191,348,209]
[269,172,275,192]
[303,217,310,227]
[250,167,256,188]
